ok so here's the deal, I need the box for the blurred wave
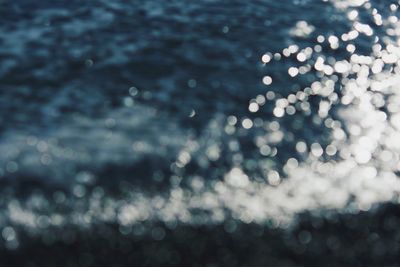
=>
[1,0,400,258]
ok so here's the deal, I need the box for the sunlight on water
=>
[2,0,400,249]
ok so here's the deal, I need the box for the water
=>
[1,0,400,265]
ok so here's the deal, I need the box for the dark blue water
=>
[0,0,350,187]
[1,0,400,266]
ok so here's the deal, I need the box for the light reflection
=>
[3,0,400,249]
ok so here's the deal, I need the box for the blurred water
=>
[1,0,400,256]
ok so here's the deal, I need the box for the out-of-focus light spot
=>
[267,170,281,186]
[297,52,307,62]
[249,102,259,113]
[224,167,249,188]
[6,161,18,173]
[311,143,323,157]
[348,10,358,20]
[261,53,272,63]
[273,107,284,117]
[188,79,197,88]
[334,60,350,73]
[242,118,253,129]
[263,76,273,85]
[288,67,299,77]
[129,86,139,96]
[227,115,237,125]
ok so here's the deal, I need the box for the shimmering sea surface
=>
[2,0,400,266]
